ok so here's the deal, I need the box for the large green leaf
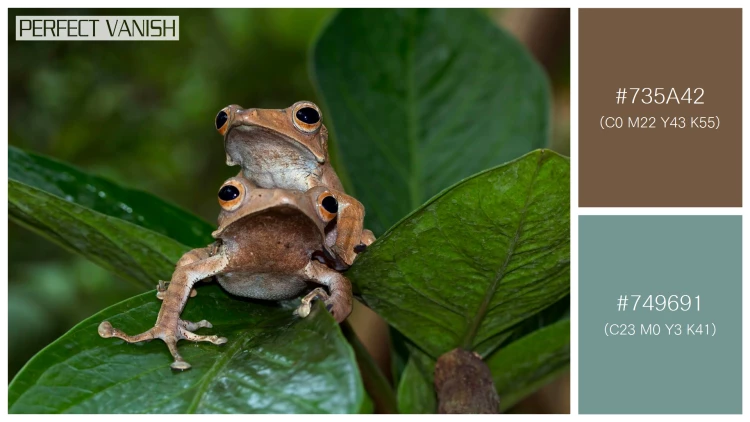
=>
[349,150,569,359]
[9,146,215,247]
[8,146,216,288]
[488,318,570,410]
[9,284,365,414]
[396,347,436,414]
[397,319,569,413]
[312,9,550,234]
[396,298,569,413]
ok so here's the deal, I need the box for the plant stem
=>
[341,320,398,414]
[434,348,499,413]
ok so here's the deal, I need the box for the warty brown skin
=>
[98,176,353,370]
[216,101,375,270]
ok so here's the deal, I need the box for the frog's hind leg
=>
[99,246,229,371]
[300,261,353,323]
[155,245,218,300]
[157,280,197,300]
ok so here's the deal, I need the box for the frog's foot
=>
[294,287,330,318]
[156,280,197,300]
[98,319,226,371]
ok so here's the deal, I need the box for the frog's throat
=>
[211,205,320,239]
[224,125,326,165]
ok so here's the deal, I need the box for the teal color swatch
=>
[579,216,741,414]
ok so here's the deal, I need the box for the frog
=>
[98,174,353,370]
[214,101,375,270]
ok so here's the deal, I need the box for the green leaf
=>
[488,318,570,411]
[9,180,187,289]
[395,299,568,414]
[9,284,365,414]
[312,9,550,234]
[9,146,215,247]
[396,347,436,414]
[8,146,218,287]
[349,150,570,359]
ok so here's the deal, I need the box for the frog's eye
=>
[296,107,319,124]
[215,109,229,134]
[218,180,244,211]
[292,102,322,133]
[316,191,338,222]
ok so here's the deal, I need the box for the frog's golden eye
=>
[218,180,244,211]
[293,102,322,133]
[215,109,229,135]
[316,191,338,222]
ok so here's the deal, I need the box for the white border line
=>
[3,2,748,419]
[569,7,580,416]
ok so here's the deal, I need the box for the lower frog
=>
[98,175,352,370]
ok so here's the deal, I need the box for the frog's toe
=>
[98,321,156,343]
[180,328,227,345]
[98,321,116,338]
[324,297,352,323]
[294,303,311,318]
[295,287,330,319]
[181,319,213,331]
[170,360,192,371]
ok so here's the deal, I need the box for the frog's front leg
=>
[296,261,353,323]
[327,190,375,269]
[98,247,230,371]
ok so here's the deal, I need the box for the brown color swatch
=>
[579,9,741,207]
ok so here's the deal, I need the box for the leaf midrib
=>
[459,151,545,349]
[185,330,251,413]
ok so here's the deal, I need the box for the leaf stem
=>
[341,320,398,414]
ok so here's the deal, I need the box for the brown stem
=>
[341,320,398,414]
[434,348,499,414]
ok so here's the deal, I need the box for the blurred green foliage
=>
[8,8,569,381]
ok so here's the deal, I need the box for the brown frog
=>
[98,175,352,370]
[215,101,374,270]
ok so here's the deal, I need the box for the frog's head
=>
[211,175,338,240]
[215,101,328,167]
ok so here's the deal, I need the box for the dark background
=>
[8,8,570,411]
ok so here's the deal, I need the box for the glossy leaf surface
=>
[488,318,570,410]
[9,285,365,414]
[8,146,217,288]
[349,150,570,358]
[9,146,215,247]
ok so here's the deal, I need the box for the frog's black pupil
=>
[296,107,320,124]
[215,111,228,129]
[322,196,338,213]
[218,185,240,201]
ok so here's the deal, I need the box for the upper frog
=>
[215,101,344,192]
